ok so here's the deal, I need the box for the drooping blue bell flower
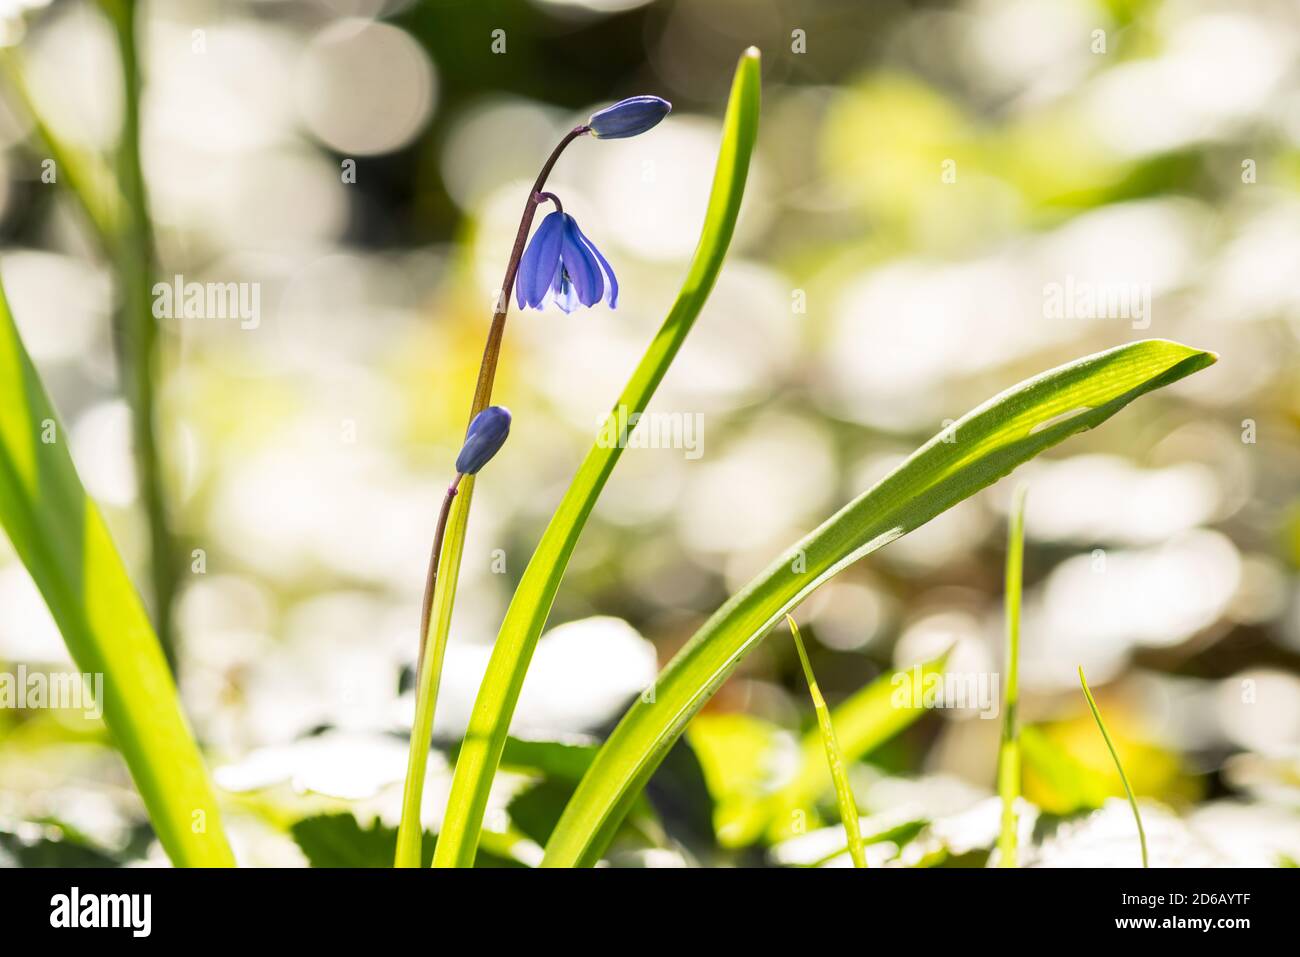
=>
[455,406,511,475]
[588,95,672,139]
[516,211,618,313]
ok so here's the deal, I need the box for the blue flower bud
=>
[456,406,511,475]
[588,95,671,139]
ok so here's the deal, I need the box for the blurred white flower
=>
[1016,454,1220,546]
[214,731,416,800]
[1024,530,1241,689]
[1030,799,1225,867]
[1188,801,1300,867]
[1216,669,1300,753]
[418,616,658,739]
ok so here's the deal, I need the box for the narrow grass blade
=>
[541,338,1216,866]
[432,47,762,869]
[0,280,234,866]
[997,485,1027,867]
[1078,666,1149,867]
[787,615,865,868]
[725,650,948,847]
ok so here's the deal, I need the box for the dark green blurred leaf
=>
[0,821,122,868]
[507,780,574,847]
[497,736,599,782]
[504,732,713,856]
[644,734,716,856]
[292,813,417,868]
[291,813,522,868]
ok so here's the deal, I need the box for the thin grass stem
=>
[1078,666,1149,867]
[788,615,866,868]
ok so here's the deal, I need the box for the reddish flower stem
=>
[413,125,589,680]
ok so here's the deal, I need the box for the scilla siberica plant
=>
[395,95,671,865]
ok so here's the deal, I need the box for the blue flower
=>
[515,211,619,313]
[456,406,511,475]
[588,95,672,139]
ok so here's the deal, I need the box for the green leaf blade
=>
[0,281,234,867]
[541,339,1216,867]
[997,485,1027,867]
[431,46,762,869]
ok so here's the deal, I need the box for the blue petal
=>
[559,215,603,307]
[570,220,619,308]
[516,212,565,309]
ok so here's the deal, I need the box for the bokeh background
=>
[2,0,1299,866]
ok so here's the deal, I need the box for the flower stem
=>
[535,191,564,214]
[465,126,588,422]
[413,125,587,665]
[395,475,473,866]
[395,125,588,867]
[414,475,461,680]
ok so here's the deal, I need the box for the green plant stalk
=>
[997,485,1027,867]
[432,48,762,868]
[101,0,177,670]
[394,121,594,865]
[787,615,865,868]
[1078,666,1149,867]
[0,280,234,866]
[541,339,1216,866]
[394,474,473,866]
